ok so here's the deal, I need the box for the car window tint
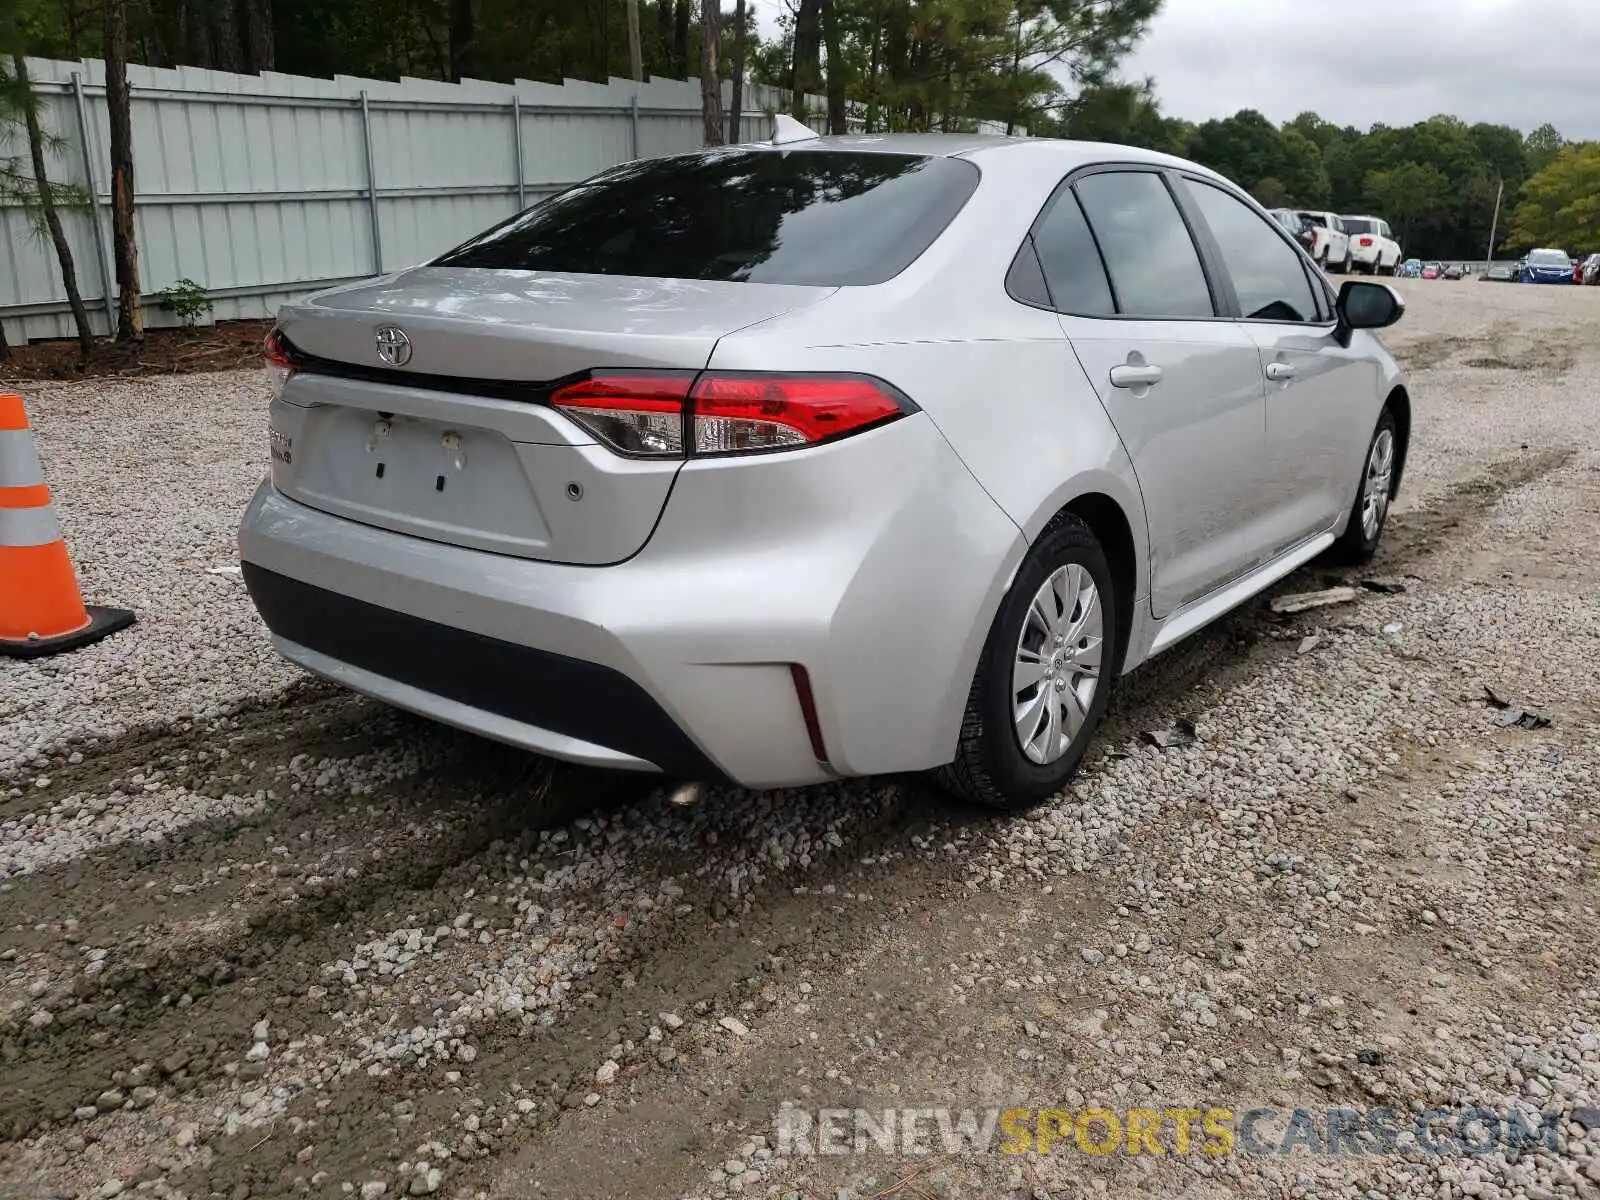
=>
[1073,172,1213,318]
[1029,189,1114,315]
[1005,236,1052,308]
[432,149,980,286]
[1182,179,1320,323]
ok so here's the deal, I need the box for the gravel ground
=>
[1,280,1597,1200]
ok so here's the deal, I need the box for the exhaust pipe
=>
[667,780,704,808]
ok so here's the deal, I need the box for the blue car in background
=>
[1398,258,1423,278]
[1520,248,1574,283]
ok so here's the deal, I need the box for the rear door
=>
[1175,175,1377,550]
[1040,167,1272,619]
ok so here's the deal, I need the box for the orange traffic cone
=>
[0,391,135,659]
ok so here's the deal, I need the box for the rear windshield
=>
[432,149,981,286]
[1342,218,1374,235]
[1298,212,1327,227]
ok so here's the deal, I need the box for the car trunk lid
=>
[268,269,833,565]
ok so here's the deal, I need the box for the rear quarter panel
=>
[707,144,1153,737]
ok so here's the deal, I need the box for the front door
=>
[1174,175,1380,552]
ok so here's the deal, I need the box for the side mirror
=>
[1336,280,1404,341]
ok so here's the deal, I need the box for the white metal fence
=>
[3,57,1016,345]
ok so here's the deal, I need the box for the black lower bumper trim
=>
[242,563,727,782]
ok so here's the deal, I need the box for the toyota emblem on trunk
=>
[375,326,412,366]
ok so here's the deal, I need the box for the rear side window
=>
[1181,179,1320,323]
[1074,172,1214,318]
[1029,189,1115,316]
[432,149,980,286]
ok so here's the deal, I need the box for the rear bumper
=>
[237,414,1024,789]
[243,563,724,778]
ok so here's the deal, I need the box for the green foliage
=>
[1523,123,1564,173]
[157,278,215,329]
[1506,144,1600,251]
[1364,162,1448,243]
[0,55,91,236]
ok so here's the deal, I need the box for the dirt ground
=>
[0,320,274,384]
[1,279,1598,1200]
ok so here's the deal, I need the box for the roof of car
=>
[732,132,1225,177]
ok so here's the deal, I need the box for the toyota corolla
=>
[239,124,1409,811]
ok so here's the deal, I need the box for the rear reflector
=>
[551,371,913,459]
[789,663,831,766]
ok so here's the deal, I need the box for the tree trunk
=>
[448,0,475,80]
[65,0,84,56]
[864,2,882,132]
[210,0,243,71]
[103,0,143,342]
[1004,8,1022,136]
[655,0,673,73]
[240,0,274,72]
[13,55,96,361]
[626,0,644,81]
[726,0,744,141]
[820,0,845,134]
[698,0,723,145]
[672,0,690,77]
[790,0,820,120]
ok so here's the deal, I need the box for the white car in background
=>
[1341,215,1402,275]
[1297,211,1351,273]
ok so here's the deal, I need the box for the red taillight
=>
[264,329,295,398]
[551,371,911,459]
[691,374,906,455]
[1359,236,1374,247]
[548,372,694,457]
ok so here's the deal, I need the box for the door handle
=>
[1109,363,1163,389]
[1265,361,1296,382]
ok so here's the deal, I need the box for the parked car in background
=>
[1296,211,1351,273]
[1267,208,1318,258]
[238,131,1411,811]
[1398,258,1423,278]
[1421,262,1442,279]
[1484,263,1516,282]
[1520,248,1574,284]
[1443,263,1464,280]
[1341,216,1402,274]
[1581,253,1600,285]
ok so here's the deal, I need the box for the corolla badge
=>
[375,326,412,366]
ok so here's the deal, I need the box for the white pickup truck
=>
[1295,211,1351,273]
[1340,215,1402,275]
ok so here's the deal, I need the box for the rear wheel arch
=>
[1040,492,1137,677]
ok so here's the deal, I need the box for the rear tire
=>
[1328,407,1398,564]
[933,517,1118,812]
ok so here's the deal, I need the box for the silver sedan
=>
[239,125,1408,810]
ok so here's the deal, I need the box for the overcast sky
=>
[751,0,1596,138]
[1120,0,1597,137]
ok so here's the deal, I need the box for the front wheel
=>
[934,517,1118,812]
[1328,407,1398,564]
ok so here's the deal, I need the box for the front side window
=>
[1073,171,1214,318]
[433,149,981,286]
[1182,179,1320,323]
